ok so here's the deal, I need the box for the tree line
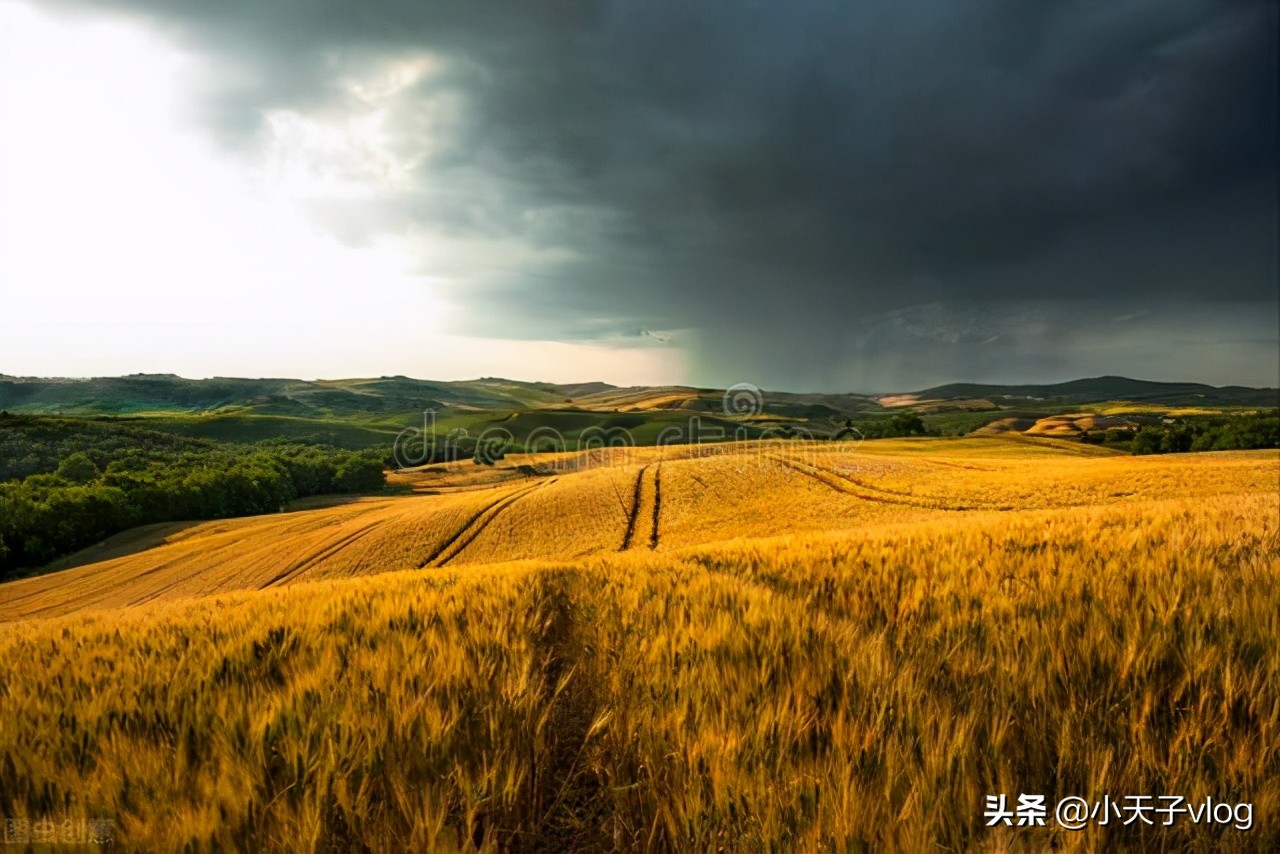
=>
[1123,410,1279,455]
[836,411,938,440]
[0,416,386,580]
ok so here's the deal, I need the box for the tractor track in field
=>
[262,519,384,588]
[649,464,663,549]
[527,571,606,850]
[770,455,1008,511]
[770,454,904,505]
[421,478,555,568]
[918,458,994,472]
[618,465,650,551]
[619,464,662,551]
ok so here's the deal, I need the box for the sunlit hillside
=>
[2,439,1271,623]
[0,438,1277,849]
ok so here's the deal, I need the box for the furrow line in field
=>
[777,456,1013,511]
[768,455,893,502]
[619,465,650,551]
[769,455,957,509]
[433,478,555,568]
[261,519,384,588]
[648,464,662,550]
[415,482,540,569]
[520,569,614,851]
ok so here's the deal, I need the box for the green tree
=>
[1131,428,1162,455]
[55,452,99,484]
[333,455,385,492]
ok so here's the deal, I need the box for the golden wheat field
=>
[0,437,1277,850]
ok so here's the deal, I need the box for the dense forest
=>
[0,414,228,481]
[0,415,387,580]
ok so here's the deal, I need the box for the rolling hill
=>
[3,437,1272,623]
[0,437,1276,849]
[4,372,1272,425]
[0,374,594,417]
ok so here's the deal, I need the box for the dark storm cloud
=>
[50,0,1280,388]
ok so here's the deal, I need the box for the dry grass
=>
[0,439,1277,850]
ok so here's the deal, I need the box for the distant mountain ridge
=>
[0,372,1274,417]
[915,375,1278,407]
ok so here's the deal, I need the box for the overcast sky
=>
[1,0,1276,391]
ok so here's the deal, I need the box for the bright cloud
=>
[0,1,682,384]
